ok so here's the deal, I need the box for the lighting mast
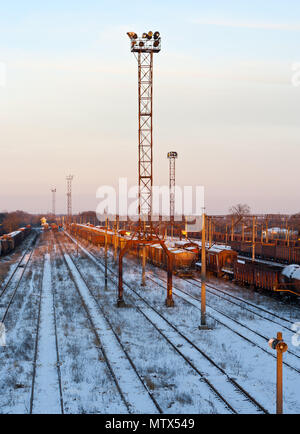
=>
[167,151,178,239]
[66,175,74,223]
[127,31,161,222]
[51,188,56,216]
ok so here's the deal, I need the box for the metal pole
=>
[141,218,146,286]
[201,212,206,326]
[185,217,188,240]
[252,216,256,262]
[142,246,146,287]
[268,332,288,414]
[114,218,118,263]
[277,339,283,415]
[166,255,173,307]
[105,217,108,290]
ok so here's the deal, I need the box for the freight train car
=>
[0,225,31,256]
[233,260,282,292]
[176,240,237,277]
[69,223,197,274]
[68,224,300,296]
[281,265,300,296]
[230,240,300,265]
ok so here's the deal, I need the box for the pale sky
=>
[0,0,300,215]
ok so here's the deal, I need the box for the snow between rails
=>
[31,254,62,414]
[63,253,158,414]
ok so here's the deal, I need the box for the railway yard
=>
[0,227,299,414]
[1,2,300,418]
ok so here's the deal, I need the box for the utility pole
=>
[105,217,108,290]
[141,218,146,287]
[127,31,161,222]
[252,216,256,262]
[51,188,56,217]
[200,211,207,328]
[66,175,74,224]
[167,151,178,240]
[209,216,212,248]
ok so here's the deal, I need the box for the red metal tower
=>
[127,31,161,221]
[66,175,74,222]
[167,152,178,222]
[51,187,56,216]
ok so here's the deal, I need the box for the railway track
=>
[0,234,38,324]
[190,277,298,329]
[83,236,300,367]
[30,252,64,414]
[56,233,161,414]
[77,235,299,348]
[148,273,300,373]
[65,231,269,414]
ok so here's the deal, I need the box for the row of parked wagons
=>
[69,224,300,295]
[69,224,239,276]
[69,224,197,272]
[0,225,31,255]
[230,240,300,265]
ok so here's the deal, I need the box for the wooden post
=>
[266,217,269,243]
[209,217,212,248]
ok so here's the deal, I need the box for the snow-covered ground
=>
[65,231,300,414]
[0,229,299,414]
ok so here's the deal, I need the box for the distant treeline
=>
[0,211,43,235]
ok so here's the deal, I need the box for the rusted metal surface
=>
[66,175,74,224]
[167,151,178,234]
[234,261,281,291]
[268,332,288,414]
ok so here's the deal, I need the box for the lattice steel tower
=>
[127,31,161,220]
[51,188,56,216]
[167,152,178,222]
[66,175,74,222]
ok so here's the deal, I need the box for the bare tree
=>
[2,214,22,233]
[229,204,251,217]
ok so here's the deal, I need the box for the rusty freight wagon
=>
[233,260,282,292]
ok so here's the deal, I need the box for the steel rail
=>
[56,233,162,414]
[65,231,269,414]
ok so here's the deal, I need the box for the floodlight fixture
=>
[127,30,161,53]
